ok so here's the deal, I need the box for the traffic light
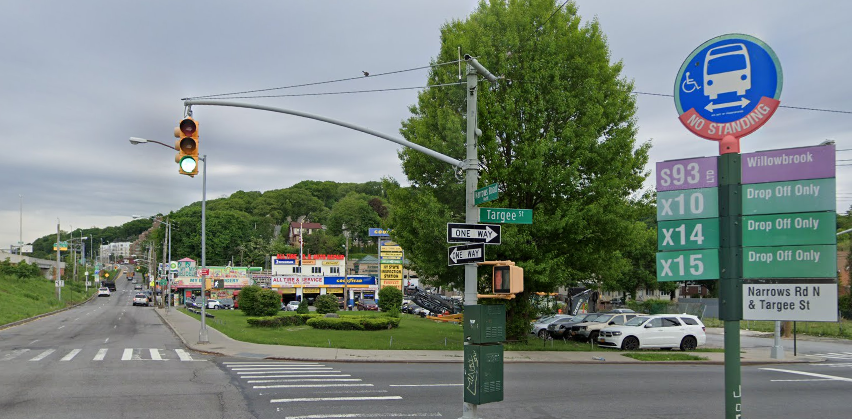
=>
[174,117,199,176]
[492,263,523,294]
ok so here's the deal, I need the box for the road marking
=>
[255,383,373,389]
[224,362,320,365]
[75,318,79,321]
[114,325,117,329]
[175,349,194,361]
[771,379,836,382]
[237,369,336,374]
[122,348,133,361]
[1,349,30,361]
[94,348,108,361]
[242,374,352,379]
[104,338,109,344]
[57,326,65,330]
[225,363,321,367]
[150,349,163,361]
[232,367,334,371]
[284,413,440,419]
[270,396,402,404]
[761,367,852,383]
[824,363,852,368]
[807,352,852,360]
[247,378,362,384]
[29,349,56,361]
[29,340,39,345]
[389,384,462,387]
[61,349,82,361]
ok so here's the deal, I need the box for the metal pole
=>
[167,220,172,312]
[199,155,209,344]
[771,320,784,359]
[462,58,480,419]
[345,232,349,311]
[19,195,22,255]
[56,221,61,301]
[162,220,167,309]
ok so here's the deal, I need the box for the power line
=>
[632,91,852,115]
[184,60,464,100]
[193,82,466,100]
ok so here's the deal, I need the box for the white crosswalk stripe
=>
[1,349,30,361]
[0,348,200,362]
[807,352,852,360]
[29,349,55,361]
[61,349,82,361]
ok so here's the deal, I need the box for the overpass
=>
[0,251,65,279]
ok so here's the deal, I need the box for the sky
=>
[2,0,850,251]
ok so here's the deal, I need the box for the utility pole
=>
[55,221,61,301]
[162,220,168,309]
[199,154,209,344]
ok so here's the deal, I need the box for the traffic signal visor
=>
[493,265,523,294]
[174,117,199,176]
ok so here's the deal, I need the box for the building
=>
[270,253,370,305]
[99,242,132,263]
[288,222,323,247]
[0,251,65,279]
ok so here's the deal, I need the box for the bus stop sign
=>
[674,34,782,141]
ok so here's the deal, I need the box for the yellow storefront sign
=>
[381,271,403,280]
[303,287,320,293]
[381,245,403,253]
[280,287,296,294]
[327,288,343,293]
[381,279,403,290]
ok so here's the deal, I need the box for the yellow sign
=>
[280,287,296,293]
[303,287,320,293]
[381,271,403,280]
[383,264,403,273]
[381,245,403,253]
[327,288,343,293]
[381,251,403,259]
[301,260,316,266]
[381,279,403,290]
[323,261,341,266]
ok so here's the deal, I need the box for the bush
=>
[378,286,403,312]
[296,299,309,314]
[315,294,339,314]
[238,286,262,315]
[239,286,281,316]
[247,314,320,328]
[305,315,400,330]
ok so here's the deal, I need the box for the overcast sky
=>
[2,0,850,250]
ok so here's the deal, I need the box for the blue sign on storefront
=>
[324,276,377,285]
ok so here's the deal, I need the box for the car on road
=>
[134,284,142,291]
[597,314,707,351]
[356,299,378,311]
[97,287,111,297]
[545,313,600,339]
[132,293,149,306]
[570,312,639,342]
[530,314,573,338]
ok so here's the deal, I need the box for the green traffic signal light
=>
[178,155,198,173]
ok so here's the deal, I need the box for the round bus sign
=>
[674,34,782,141]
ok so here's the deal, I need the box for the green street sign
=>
[380,259,402,264]
[158,279,167,285]
[742,178,835,215]
[656,249,720,281]
[475,183,499,205]
[479,208,532,224]
[743,244,837,278]
[742,212,836,247]
[656,188,718,221]
[658,218,720,251]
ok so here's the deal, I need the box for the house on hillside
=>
[288,222,323,247]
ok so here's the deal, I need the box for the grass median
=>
[703,317,852,339]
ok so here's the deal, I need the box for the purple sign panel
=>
[656,156,719,192]
[742,144,835,184]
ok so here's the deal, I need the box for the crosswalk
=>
[807,351,852,361]
[0,347,200,362]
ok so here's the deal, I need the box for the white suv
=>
[597,314,706,351]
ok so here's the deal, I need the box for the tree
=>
[378,286,404,312]
[326,192,383,244]
[388,0,650,337]
[315,294,339,314]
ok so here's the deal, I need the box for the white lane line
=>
[256,383,373,389]
[233,367,334,372]
[223,361,320,365]
[236,368,335,374]
[825,363,852,368]
[114,325,117,329]
[29,349,56,361]
[175,349,194,361]
[57,326,65,330]
[771,379,836,382]
[122,348,133,361]
[150,349,163,361]
[75,318,80,321]
[271,396,402,404]
[285,413,440,419]
[227,364,323,368]
[248,379,362,384]
[761,367,852,383]
[389,384,462,387]
[29,340,39,345]
[242,374,352,379]
[94,348,108,361]
[104,338,109,344]
[61,349,82,361]
[1,349,31,361]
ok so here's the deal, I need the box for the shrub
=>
[315,294,339,314]
[386,305,401,319]
[378,286,403,312]
[307,317,364,330]
[362,317,400,330]
[240,286,281,316]
[296,299,309,314]
[238,286,262,315]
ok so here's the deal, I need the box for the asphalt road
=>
[0,278,251,419]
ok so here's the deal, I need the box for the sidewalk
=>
[154,308,823,365]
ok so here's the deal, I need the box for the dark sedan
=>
[356,299,378,311]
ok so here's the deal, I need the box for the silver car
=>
[530,314,572,338]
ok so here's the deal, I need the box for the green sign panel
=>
[743,244,837,278]
[479,208,532,224]
[656,249,720,281]
[656,188,719,221]
[475,183,499,205]
[742,212,836,247]
[742,178,835,215]
[657,218,720,251]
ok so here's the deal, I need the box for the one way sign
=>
[448,243,485,266]
[447,223,501,244]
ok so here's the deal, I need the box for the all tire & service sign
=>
[674,34,782,140]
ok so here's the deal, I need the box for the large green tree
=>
[389,0,650,306]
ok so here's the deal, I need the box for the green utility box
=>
[464,304,506,344]
[463,344,504,405]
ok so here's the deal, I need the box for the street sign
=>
[657,218,720,251]
[478,208,532,224]
[368,228,391,237]
[674,34,782,141]
[381,245,402,252]
[381,251,404,259]
[169,261,178,271]
[656,156,718,192]
[656,249,720,281]
[742,144,835,184]
[742,212,835,247]
[448,243,486,266]
[656,188,719,221]
[742,245,836,278]
[447,223,501,244]
[199,268,210,276]
[53,241,68,251]
[741,178,835,215]
[380,258,402,265]
[743,281,838,321]
[475,183,499,205]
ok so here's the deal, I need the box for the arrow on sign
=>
[447,223,501,244]
[705,97,750,112]
[448,243,486,266]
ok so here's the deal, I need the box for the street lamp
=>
[135,215,175,313]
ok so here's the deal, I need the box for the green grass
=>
[183,310,465,350]
[622,352,709,361]
[0,274,98,326]
[703,317,852,339]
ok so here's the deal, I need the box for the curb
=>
[0,291,99,332]
[154,307,229,357]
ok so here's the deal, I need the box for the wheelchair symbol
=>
[682,72,701,93]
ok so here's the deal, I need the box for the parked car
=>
[218,298,234,309]
[597,314,707,351]
[185,298,202,309]
[286,301,300,311]
[206,299,223,310]
[570,312,640,342]
[97,287,111,297]
[132,293,149,306]
[356,299,378,311]
[530,314,573,338]
[546,313,600,339]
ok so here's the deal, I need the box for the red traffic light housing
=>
[174,117,199,176]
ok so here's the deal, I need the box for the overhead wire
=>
[191,82,466,100]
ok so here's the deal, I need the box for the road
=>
[0,277,251,419]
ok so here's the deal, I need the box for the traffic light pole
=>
[199,154,209,344]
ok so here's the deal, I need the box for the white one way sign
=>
[448,243,486,266]
[447,223,501,244]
